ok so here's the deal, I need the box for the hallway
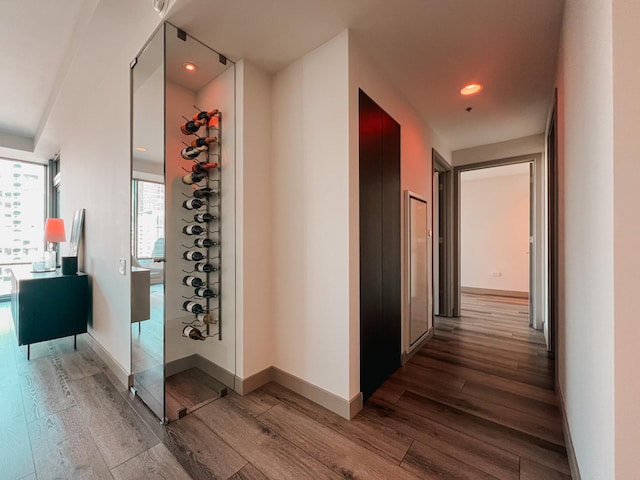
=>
[0,295,569,479]
[364,293,570,478]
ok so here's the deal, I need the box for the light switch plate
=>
[119,258,126,275]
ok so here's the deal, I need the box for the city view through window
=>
[0,159,46,296]
[134,180,165,260]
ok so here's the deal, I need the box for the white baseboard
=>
[461,286,529,299]
[87,334,131,391]
[556,381,582,480]
[235,366,363,420]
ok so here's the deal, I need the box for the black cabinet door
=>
[359,90,401,399]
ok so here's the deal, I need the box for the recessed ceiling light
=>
[135,147,147,152]
[460,83,483,96]
[184,63,197,72]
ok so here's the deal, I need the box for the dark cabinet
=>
[359,89,401,399]
[11,266,89,358]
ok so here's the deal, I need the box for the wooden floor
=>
[0,294,570,479]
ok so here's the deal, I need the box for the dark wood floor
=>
[0,294,569,479]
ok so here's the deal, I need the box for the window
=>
[0,159,46,297]
[132,180,164,260]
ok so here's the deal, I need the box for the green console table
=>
[10,265,89,359]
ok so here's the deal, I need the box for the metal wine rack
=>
[180,107,222,340]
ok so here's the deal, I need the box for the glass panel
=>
[163,23,235,422]
[0,159,46,297]
[131,26,165,421]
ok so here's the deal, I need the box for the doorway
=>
[432,149,453,318]
[453,154,548,342]
[359,90,401,399]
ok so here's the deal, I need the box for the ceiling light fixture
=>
[184,63,197,72]
[135,147,147,152]
[460,83,483,96]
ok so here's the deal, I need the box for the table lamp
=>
[44,218,65,271]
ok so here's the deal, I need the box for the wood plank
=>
[261,382,413,464]
[228,463,270,480]
[111,443,192,480]
[195,397,343,479]
[520,457,572,480]
[163,412,247,480]
[370,392,570,474]
[224,389,280,417]
[0,415,34,480]
[409,355,558,406]
[18,353,77,422]
[259,402,422,479]
[67,372,159,469]
[461,379,561,421]
[361,402,519,479]
[401,439,500,480]
[28,406,111,479]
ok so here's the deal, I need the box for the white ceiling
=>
[461,162,530,182]
[0,0,565,161]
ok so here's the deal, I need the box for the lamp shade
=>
[44,218,66,243]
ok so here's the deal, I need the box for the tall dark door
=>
[359,89,401,399]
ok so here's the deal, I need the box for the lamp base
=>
[43,250,57,271]
[61,256,78,275]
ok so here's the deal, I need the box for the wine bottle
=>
[182,172,206,185]
[180,118,207,135]
[183,250,204,261]
[191,136,217,149]
[181,146,202,160]
[193,187,216,199]
[182,198,204,210]
[195,262,217,272]
[196,312,216,324]
[191,162,218,174]
[182,275,204,287]
[194,212,217,223]
[195,286,216,298]
[183,301,204,314]
[183,325,206,340]
[192,109,219,124]
[194,237,217,248]
[183,224,204,235]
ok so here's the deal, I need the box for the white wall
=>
[556,1,615,478]
[612,1,640,477]
[460,168,530,293]
[452,134,544,166]
[37,0,164,375]
[235,60,274,380]
[271,31,352,400]
[348,32,451,395]
[270,29,452,404]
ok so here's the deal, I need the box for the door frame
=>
[432,149,454,318]
[453,154,545,331]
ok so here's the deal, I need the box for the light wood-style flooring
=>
[0,294,569,479]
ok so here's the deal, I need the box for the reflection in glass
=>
[131,23,236,424]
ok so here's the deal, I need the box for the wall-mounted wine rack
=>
[179,107,222,341]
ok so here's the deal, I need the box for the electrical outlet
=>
[119,258,126,275]
[491,271,501,277]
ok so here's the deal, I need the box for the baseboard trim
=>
[235,366,362,420]
[87,334,130,391]
[556,381,582,480]
[165,354,235,390]
[461,286,529,299]
[234,366,273,395]
[403,327,434,365]
[193,355,235,390]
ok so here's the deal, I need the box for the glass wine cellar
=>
[130,23,236,422]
